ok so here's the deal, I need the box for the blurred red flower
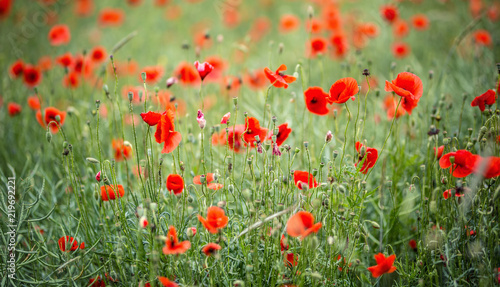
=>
[58,236,83,252]
[9,59,24,78]
[100,184,125,201]
[174,61,200,86]
[7,102,21,117]
[48,24,71,46]
[27,96,41,110]
[392,42,411,58]
[280,14,300,33]
[198,206,228,234]
[99,8,124,27]
[22,65,42,88]
[202,243,221,256]
[140,65,164,85]
[267,123,292,146]
[90,46,107,63]
[36,107,66,133]
[112,139,132,161]
[293,170,318,190]
[286,211,322,238]
[473,29,492,46]
[411,14,429,30]
[367,253,397,278]
[380,5,399,23]
[158,277,178,287]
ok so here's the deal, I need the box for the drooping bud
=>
[95,171,102,182]
[325,130,333,143]
[272,143,281,156]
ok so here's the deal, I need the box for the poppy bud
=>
[233,280,245,287]
[441,177,447,184]
[186,227,197,237]
[363,244,370,253]
[325,131,333,143]
[86,157,100,164]
[312,198,322,209]
[254,135,260,142]
[128,92,133,102]
[242,189,252,200]
[295,147,300,154]
[367,220,380,229]
[448,156,455,164]
[247,157,253,165]
[386,180,392,188]
[187,195,194,203]
[217,201,226,208]
[55,115,61,122]
[139,216,148,228]
[200,175,206,184]
[95,171,101,182]
[246,265,254,272]
[141,72,147,82]
[46,132,52,143]
[278,43,284,54]
[232,97,238,106]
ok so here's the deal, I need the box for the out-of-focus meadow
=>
[0,0,499,286]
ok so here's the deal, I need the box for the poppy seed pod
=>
[141,72,147,81]
[46,132,52,143]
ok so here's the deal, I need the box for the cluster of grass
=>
[0,0,499,286]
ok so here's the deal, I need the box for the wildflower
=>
[158,277,178,287]
[243,117,268,147]
[393,20,409,38]
[330,32,349,58]
[267,123,292,146]
[434,146,444,159]
[100,185,125,201]
[380,5,399,23]
[392,42,411,58]
[203,55,226,81]
[95,171,101,182]
[443,189,464,200]
[355,141,378,174]
[0,0,13,19]
[308,37,328,58]
[478,156,500,179]
[367,253,397,278]
[385,72,423,114]
[194,61,214,81]
[220,112,230,124]
[140,107,182,154]
[90,46,107,63]
[293,170,318,190]
[411,14,429,30]
[439,150,480,178]
[327,77,359,104]
[162,226,191,255]
[112,139,132,161]
[471,89,496,112]
[244,69,267,90]
[7,103,21,117]
[27,96,41,110]
[166,174,184,195]
[36,107,66,133]
[139,65,164,85]
[473,29,492,46]
[198,206,228,234]
[56,53,73,67]
[48,24,71,46]
[264,64,296,89]
[202,243,221,256]
[98,8,124,27]
[174,61,200,86]
[409,239,417,251]
[9,59,24,78]
[193,173,215,185]
[286,211,322,238]
[285,253,298,267]
[304,86,330,115]
[22,65,42,88]
[88,276,105,287]
[166,77,178,88]
[325,131,333,143]
[279,14,300,33]
[63,72,80,89]
[197,109,206,129]
[58,236,84,252]
[38,56,52,71]
[186,227,197,237]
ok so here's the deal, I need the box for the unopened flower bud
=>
[86,157,100,164]
[325,131,333,143]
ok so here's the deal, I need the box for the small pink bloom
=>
[197,109,206,129]
[95,171,101,182]
[140,216,148,228]
[194,61,214,81]
[220,112,231,124]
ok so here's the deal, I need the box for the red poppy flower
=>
[392,20,409,38]
[304,86,330,115]
[75,0,93,17]
[140,65,164,85]
[478,156,500,179]
[355,141,378,174]
[9,59,24,78]
[36,107,66,133]
[63,71,80,89]
[264,64,296,89]
[439,150,480,178]
[443,189,464,200]
[328,77,359,104]
[385,72,423,114]
[279,14,300,33]
[7,102,21,117]
[202,243,221,256]
[38,56,52,71]
[22,65,42,88]
[293,170,318,190]
[360,22,379,38]
[244,69,267,90]
[58,236,81,252]
[330,32,349,58]
[473,29,492,46]
[27,96,41,110]
[98,8,124,27]
[471,89,496,112]
[204,55,226,81]
[166,174,184,195]
[380,5,399,23]
[392,42,410,58]
[140,108,182,154]
[174,61,200,86]
[280,234,289,252]
[100,184,125,201]
[56,53,73,67]
[308,37,328,58]
[112,139,132,161]
[286,211,322,238]
[243,116,268,147]
[158,277,178,287]
[367,253,397,278]
[198,206,228,234]
[306,18,322,33]
[411,14,429,30]
[285,253,298,267]
[88,276,106,287]
[48,24,71,46]
[0,0,13,19]
[434,145,444,159]
[226,125,245,153]
[194,61,214,81]
[409,239,417,251]
[268,123,292,146]
[383,94,406,119]
[162,226,191,255]
[90,46,107,63]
